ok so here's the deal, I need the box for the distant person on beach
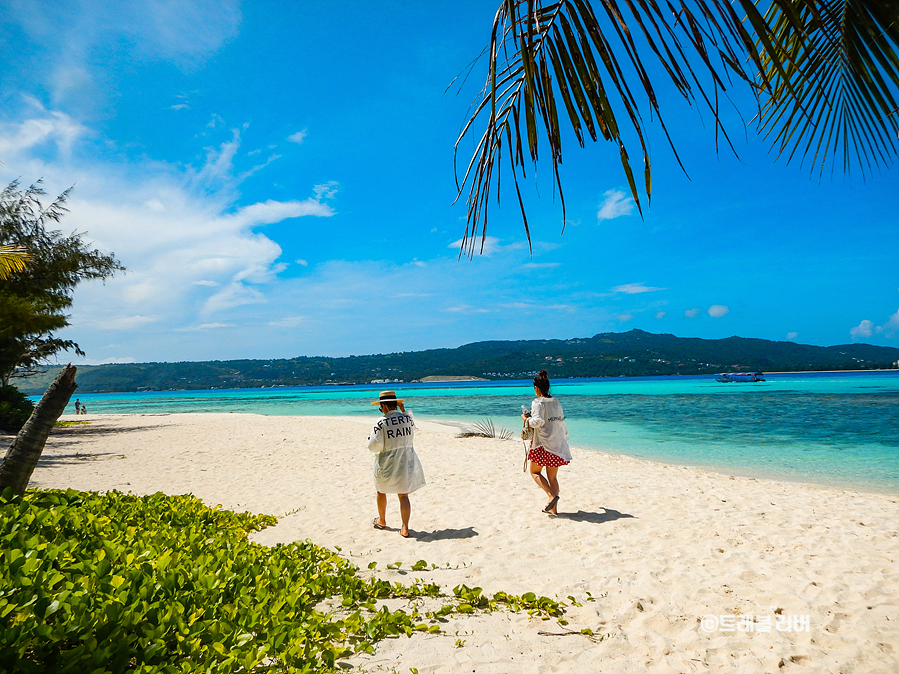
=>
[80,405,87,415]
[368,390,425,538]
[74,399,81,414]
[522,370,570,515]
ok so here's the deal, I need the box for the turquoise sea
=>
[59,371,899,494]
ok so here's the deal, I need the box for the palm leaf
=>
[456,0,898,255]
[455,0,772,257]
[758,0,899,177]
[0,245,30,280]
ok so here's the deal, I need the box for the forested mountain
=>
[15,330,899,394]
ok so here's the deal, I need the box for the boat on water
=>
[716,372,766,383]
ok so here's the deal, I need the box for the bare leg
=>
[529,462,553,498]
[545,466,560,514]
[375,492,387,527]
[398,494,410,537]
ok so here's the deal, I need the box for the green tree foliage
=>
[0,385,34,434]
[0,181,123,386]
[457,0,899,254]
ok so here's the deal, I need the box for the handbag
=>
[521,421,533,441]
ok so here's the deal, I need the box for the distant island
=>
[15,329,899,394]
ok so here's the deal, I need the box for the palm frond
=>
[457,418,514,440]
[0,245,30,280]
[455,0,771,257]
[456,0,898,254]
[758,0,899,176]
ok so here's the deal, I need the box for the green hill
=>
[15,329,899,394]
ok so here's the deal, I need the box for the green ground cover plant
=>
[0,488,563,673]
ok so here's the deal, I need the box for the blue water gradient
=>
[56,371,899,493]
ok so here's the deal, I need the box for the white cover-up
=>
[527,396,571,462]
[368,410,426,494]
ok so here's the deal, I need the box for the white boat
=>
[716,372,766,383]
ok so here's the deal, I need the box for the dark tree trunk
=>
[0,364,77,494]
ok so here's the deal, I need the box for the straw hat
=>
[371,390,405,405]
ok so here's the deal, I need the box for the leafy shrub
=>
[0,385,34,434]
[0,489,565,673]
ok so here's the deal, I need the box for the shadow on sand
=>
[36,451,128,467]
[552,508,635,524]
[411,527,479,542]
[50,423,146,439]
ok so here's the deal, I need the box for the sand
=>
[16,412,899,673]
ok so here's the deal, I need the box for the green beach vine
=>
[0,489,564,673]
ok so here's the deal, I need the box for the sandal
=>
[542,495,559,513]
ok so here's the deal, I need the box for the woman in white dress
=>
[521,370,570,515]
[368,390,425,537]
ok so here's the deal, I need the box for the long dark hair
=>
[533,370,552,397]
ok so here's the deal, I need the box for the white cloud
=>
[0,106,340,360]
[850,320,874,339]
[178,323,235,331]
[685,308,700,318]
[92,356,138,364]
[617,313,633,323]
[5,1,241,116]
[0,101,87,158]
[854,308,899,340]
[876,308,899,338]
[708,304,729,318]
[202,282,267,314]
[192,128,243,189]
[288,129,307,144]
[655,311,666,319]
[444,305,491,313]
[295,259,309,267]
[597,189,635,222]
[93,315,163,330]
[268,316,303,327]
[612,282,665,294]
[501,302,575,313]
[227,197,334,228]
[787,332,798,340]
[313,181,339,201]
[170,103,189,110]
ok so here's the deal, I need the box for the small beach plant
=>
[456,418,513,440]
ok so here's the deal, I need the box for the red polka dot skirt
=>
[528,446,570,467]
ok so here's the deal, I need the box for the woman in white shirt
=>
[521,370,570,515]
[368,390,425,537]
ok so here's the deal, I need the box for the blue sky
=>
[1,0,897,365]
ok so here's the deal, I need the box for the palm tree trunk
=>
[0,364,77,494]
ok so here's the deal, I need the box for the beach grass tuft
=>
[456,418,514,441]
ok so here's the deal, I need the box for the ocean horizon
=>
[52,370,899,495]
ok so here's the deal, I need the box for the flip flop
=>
[542,495,559,513]
[400,530,410,538]
[372,518,387,530]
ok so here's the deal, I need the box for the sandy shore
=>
[16,413,899,673]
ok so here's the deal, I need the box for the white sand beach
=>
[22,413,899,673]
